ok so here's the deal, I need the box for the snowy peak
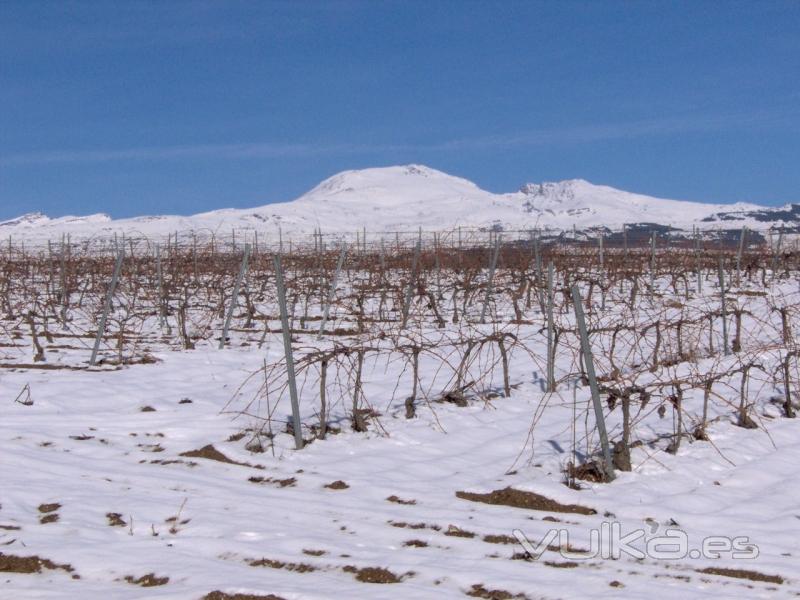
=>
[296,164,482,206]
[0,164,793,242]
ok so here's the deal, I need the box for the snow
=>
[0,165,784,244]
[1,265,799,598]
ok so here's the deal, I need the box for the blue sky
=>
[1,1,798,220]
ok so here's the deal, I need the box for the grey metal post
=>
[717,257,730,356]
[479,235,502,324]
[318,245,346,339]
[89,250,124,366]
[571,284,615,480]
[649,231,656,298]
[546,262,555,393]
[219,244,251,349]
[736,226,746,285]
[156,243,166,330]
[694,226,702,295]
[400,239,422,330]
[771,227,784,278]
[273,254,304,450]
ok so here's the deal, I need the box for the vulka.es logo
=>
[513,522,759,561]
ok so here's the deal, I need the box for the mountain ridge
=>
[1,164,796,241]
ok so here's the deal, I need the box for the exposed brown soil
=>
[482,534,517,545]
[466,584,529,599]
[386,495,416,505]
[202,593,286,600]
[543,560,580,568]
[301,549,326,557]
[39,514,59,524]
[697,567,784,585]
[389,521,441,531]
[456,487,596,515]
[248,476,296,487]
[38,503,60,513]
[324,480,349,490]
[180,444,250,466]
[403,539,429,547]
[0,553,74,574]
[444,525,476,538]
[247,558,317,573]
[140,406,156,412]
[106,513,127,527]
[124,573,169,586]
[343,565,402,584]
[0,525,21,531]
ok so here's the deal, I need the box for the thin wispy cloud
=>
[2,109,795,167]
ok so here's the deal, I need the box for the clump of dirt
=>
[228,431,247,442]
[248,476,296,488]
[140,406,156,412]
[566,460,610,483]
[38,503,60,514]
[202,593,286,600]
[302,549,326,557]
[444,525,476,538]
[0,553,74,574]
[386,495,416,505]
[389,521,440,531]
[39,514,59,524]
[247,558,317,573]
[403,539,428,547]
[178,398,193,404]
[456,487,596,515]
[106,513,126,527]
[482,534,517,545]
[181,444,249,466]
[0,524,21,531]
[324,480,349,490]
[466,584,529,599]
[343,565,402,584]
[69,434,94,441]
[543,560,579,568]
[696,567,784,585]
[124,573,169,587]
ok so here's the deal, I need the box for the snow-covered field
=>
[2,244,800,599]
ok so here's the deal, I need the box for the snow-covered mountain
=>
[1,164,794,243]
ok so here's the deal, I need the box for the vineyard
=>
[2,229,799,599]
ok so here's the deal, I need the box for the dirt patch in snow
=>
[343,565,403,584]
[324,480,349,490]
[0,553,75,575]
[247,558,317,573]
[124,573,169,587]
[456,487,596,515]
[386,495,416,505]
[466,583,530,599]
[696,566,784,585]
[202,593,286,600]
[180,444,254,467]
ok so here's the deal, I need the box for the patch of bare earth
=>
[38,503,61,524]
[106,513,127,527]
[248,476,296,488]
[124,573,169,587]
[343,565,403,584]
[0,553,75,576]
[696,567,784,585]
[386,495,416,505]
[466,583,530,599]
[456,487,596,515]
[324,480,349,490]
[247,558,317,573]
[180,444,252,466]
[202,592,286,600]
